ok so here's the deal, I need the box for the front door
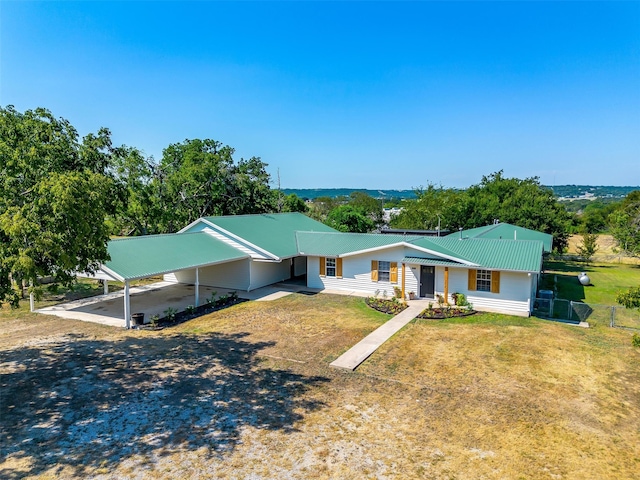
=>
[420,266,435,298]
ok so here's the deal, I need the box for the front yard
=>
[1,292,639,479]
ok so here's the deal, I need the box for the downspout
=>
[401,262,406,301]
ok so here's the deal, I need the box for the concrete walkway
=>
[330,299,430,371]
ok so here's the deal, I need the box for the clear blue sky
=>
[1,1,639,189]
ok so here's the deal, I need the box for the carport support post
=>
[195,267,200,307]
[124,280,131,329]
[103,280,109,295]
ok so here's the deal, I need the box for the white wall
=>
[307,246,417,296]
[293,256,307,276]
[172,259,251,290]
[249,260,291,290]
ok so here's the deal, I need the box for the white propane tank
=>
[578,272,590,286]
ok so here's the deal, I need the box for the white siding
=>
[307,247,535,316]
[173,259,250,290]
[307,246,415,296]
[293,256,307,276]
[249,261,291,290]
[163,273,178,283]
[449,269,532,317]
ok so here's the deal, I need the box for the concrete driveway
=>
[36,281,318,328]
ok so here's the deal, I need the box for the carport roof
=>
[102,232,249,281]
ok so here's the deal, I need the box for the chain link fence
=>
[533,297,640,329]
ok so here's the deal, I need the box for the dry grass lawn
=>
[1,293,639,479]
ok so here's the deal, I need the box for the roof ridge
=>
[110,231,208,242]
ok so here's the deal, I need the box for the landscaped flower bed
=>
[416,306,476,319]
[365,297,408,315]
[416,292,476,319]
[143,291,245,329]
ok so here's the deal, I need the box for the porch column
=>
[124,280,131,329]
[401,263,406,300]
[103,280,109,295]
[195,267,200,307]
[444,267,449,305]
[29,280,35,312]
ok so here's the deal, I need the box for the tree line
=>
[1,105,638,305]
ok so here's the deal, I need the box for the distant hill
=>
[282,186,639,200]
[281,188,417,200]
[547,185,639,199]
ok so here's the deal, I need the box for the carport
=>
[85,232,249,328]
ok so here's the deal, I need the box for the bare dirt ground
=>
[1,293,639,479]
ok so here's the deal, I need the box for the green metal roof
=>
[202,213,337,259]
[103,232,248,281]
[296,232,421,257]
[401,256,463,267]
[447,223,553,252]
[410,237,543,272]
[297,232,543,272]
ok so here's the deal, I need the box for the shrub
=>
[163,307,177,322]
[393,286,403,299]
[185,305,196,315]
[633,333,640,348]
[208,291,218,304]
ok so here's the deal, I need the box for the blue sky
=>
[1,1,639,189]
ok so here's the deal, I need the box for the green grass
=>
[543,260,640,305]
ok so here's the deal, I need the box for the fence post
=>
[610,306,615,327]
[569,301,573,321]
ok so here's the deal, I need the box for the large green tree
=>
[155,139,275,232]
[326,205,374,233]
[456,171,573,252]
[608,191,640,258]
[0,106,114,305]
[391,184,463,233]
[111,139,277,235]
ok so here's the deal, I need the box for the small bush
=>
[208,291,217,304]
[393,286,403,299]
[633,333,640,348]
[185,305,196,315]
[163,307,177,322]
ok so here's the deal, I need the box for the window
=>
[319,257,342,278]
[371,260,398,283]
[326,258,336,277]
[378,261,391,282]
[476,269,492,292]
